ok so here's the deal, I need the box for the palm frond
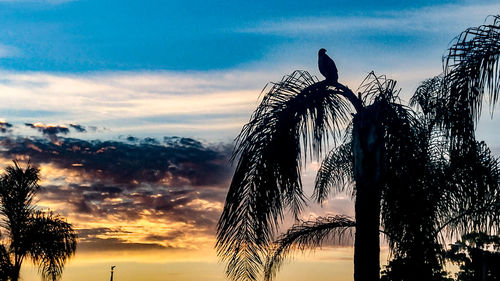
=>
[27,211,77,281]
[264,215,355,281]
[0,241,12,281]
[313,138,353,204]
[0,161,40,218]
[216,70,355,281]
[0,161,40,256]
[436,141,500,238]
[411,75,447,126]
[377,98,440,254]
[443,15,500,145]
[357,71,400,105]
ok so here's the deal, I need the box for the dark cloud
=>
[126,136,138,142]
[146,231,185,241]
[163,136,204,150]
[0,136,232,187]
[69,123,87,133]
[75,229,191,252]
[40,182,224,232]
[24,123,69,142]
[77,227,128,240]
[77,237,173,252]
[0,135,233,249]
[143,137,159,144]
[0,121,13,133]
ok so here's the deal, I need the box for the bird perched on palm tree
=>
[318,48,338,84]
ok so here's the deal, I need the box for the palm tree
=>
[216,15,500,281]
[0,161,77,281]
[380,15,500,279]
[216,66,418,281]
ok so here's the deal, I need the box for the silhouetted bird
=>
[318,48,338,84]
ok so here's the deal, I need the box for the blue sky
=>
[0,0,497,71]
[0,0,498,144]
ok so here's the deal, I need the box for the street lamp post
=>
[110,266,116,281]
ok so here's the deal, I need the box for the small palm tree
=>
[216,15,500,281]
[0,161,77,281]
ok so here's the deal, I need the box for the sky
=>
[0,0,499,281]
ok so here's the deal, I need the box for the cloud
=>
[24,122,69,142]
[236,3,500,36]
[1,136,232,186]
[0,70,267,140]
[69,123,87,133]
[77,237,172,252]
[75,227,178,252]
[25,122,69,135]
[0,121,13,133]
[0,135,233,251]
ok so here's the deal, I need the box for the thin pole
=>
[110,266,116,281]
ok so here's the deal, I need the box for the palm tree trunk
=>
[11,263,21,281]
[352,106,384,281]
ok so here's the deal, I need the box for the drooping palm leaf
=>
[313,137,353,204]
[436,141,500,238]
[410,75,449,132]
[264,215,355,281]
[443,15,500,146]
[0,161,40,258]
[380,115,446,266]
[216,70,356,281]
[27,211,77,281]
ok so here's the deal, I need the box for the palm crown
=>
[0,161,77,281]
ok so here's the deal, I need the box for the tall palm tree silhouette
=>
[380,15,500,280]
[0,161,77,281]
[216,15,500,281]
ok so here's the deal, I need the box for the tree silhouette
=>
[216,15,500,281]
[446,232,500,281]
[0,161,77,281]
[380,15,500,280]
[216,64,420,281]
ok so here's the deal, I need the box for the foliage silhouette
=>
[216,15,500,281]
[217,67,418,281]
[264,215,355,281]
[381,15,500,280]
[0,161,77,281]
[446,232,500,281]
